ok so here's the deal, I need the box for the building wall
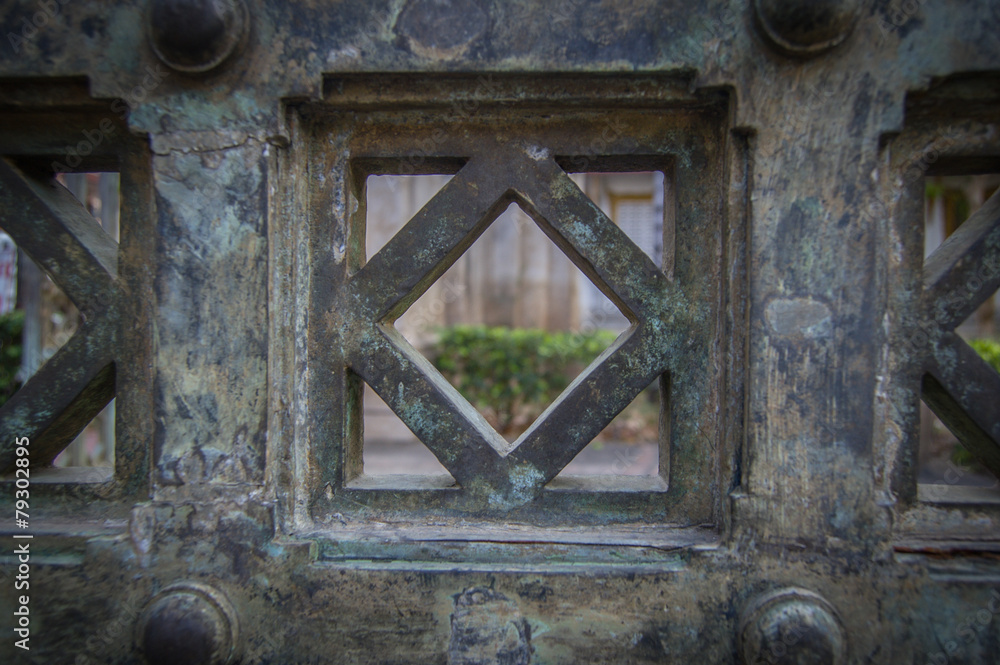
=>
[366,172,663,347]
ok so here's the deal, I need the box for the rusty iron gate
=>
[2,0,1000,663]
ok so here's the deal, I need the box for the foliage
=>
[970,338,1000,373]
[923,181,971,224]
[429,325,617,436]
[950,337,1000,469]
[0,309,23,407]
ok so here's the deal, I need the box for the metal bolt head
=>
[753,0,862,57]
[137,582,239,665]
[148,0,248,73]
[739,588,847,665]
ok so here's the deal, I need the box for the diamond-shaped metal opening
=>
[319,97,729,525]
[0,171,118,477]
[918,174,1000,489]
[357,167,672,487]
[393,200,627,438]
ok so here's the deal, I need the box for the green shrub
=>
[950,337,1000,468]
[428,325,618,436]
[970,338,1000,373]
[0,309,24,407]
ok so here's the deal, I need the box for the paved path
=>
[364,386,658,477]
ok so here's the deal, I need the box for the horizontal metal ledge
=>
[2,466,115,485]
[312,559,694,575]
[314,531,716,568]
[300,521,716,559]
[545,474,669,493]
[346,473,460,491]
[917,483,1000,505]
[317,72,726,111]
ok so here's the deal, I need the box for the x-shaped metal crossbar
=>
[338,142,691,507]
[0,159,119,472]
[921,188,1000,478]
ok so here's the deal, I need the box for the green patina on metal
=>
[1,0,1000,663]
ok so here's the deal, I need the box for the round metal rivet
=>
[739,587,847,665]
[148,0,248,73]
[137,581,239,665]
[753,0,862,57]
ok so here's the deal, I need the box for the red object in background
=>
[0,232,16,315]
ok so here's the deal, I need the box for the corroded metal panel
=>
[0,1,999,664]
[292,90,732,530]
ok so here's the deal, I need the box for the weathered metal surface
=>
[137,581,239,665]
[0,1,999,664]
[298,96,729,527]
[0,159,116,469]
[0,106,152,504]
[150,139,268,488]
[148,0,248,73]
[739,588,847,665]
[878,78,1000,526]
[919,188,1000,477]
[752,0,863,57]
[449,587,531,665]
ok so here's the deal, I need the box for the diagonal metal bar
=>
[923,331,1000,479]
[0,324,115,473]
[509,325,666,489]
[923,188,1000,331]
[349,324,510,488]
[0,159,117,317]
[350,156,513,322]
[345,144,692,504]
[510,155,683,322]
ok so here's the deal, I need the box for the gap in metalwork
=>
[0,171,119,472]
[365,173,453,261]
[361,172,668,481]
[359,381,456,485]
[552,373,665,481]
[918,173,1000,489]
